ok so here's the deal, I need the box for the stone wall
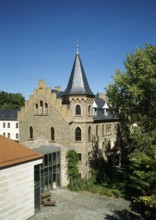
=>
[18,80,119,184]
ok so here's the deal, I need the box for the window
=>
[35,103,38,114]
[16,133,18,139]
[77,153,82,161]
[96,125,98,137]
[8,133,10,138]
[75,127,81,141]
[29,126,33,139]
[114,123,119,134]
[40,101,43,114]
[45,103,48,114]
[93,108,97,116]
[75,105,81,115]
[16,123,18,128]
[104,109,108,116]
[51,127,55,141]
[88,126,91,141]
[88,105,91,116]
[106,124,111,135]
[102,124,104,136]
[3,132,5,137]
[3,123,5,128]
[8,123,10,128]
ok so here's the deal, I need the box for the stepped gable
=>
[63,50,95,97]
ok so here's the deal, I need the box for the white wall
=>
[0,120,19,141]
[0,159,42,220]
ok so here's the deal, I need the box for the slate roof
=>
[0,135,43,168]
[63,53,95,97]
[0,109,18,121]
[93,95,118,122]
[51,89,64,99]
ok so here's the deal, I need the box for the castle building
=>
[18,49,119,187]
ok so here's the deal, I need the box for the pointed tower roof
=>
[63,49,95,97]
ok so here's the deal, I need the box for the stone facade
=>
[18,52,119,186]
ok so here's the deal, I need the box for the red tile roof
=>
[0,135,43,168]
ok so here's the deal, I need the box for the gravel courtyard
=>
[30,188,142,220]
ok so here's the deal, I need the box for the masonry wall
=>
[0,159,42,220]
[18,80,119,184]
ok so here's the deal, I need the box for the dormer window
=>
[75,105,81,115]
[92,101,97,116]
[104,109,108,116]
[103,102,109,116]
[93,108,97,116]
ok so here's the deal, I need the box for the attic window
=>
[93,108,97,116]
[104,109,108,116]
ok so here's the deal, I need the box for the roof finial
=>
[76,38,79,54]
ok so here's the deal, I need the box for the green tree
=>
[106,44,156,218]
[0,91,25,110]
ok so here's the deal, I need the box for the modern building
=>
[18,49,119,186]
[0,135,43,220]
[0,109,19,141]
[22,138,62,192]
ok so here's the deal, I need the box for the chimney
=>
[54,86,61,92]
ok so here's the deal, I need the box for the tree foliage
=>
[106,44,156,218]
[66,150,79,190]
[0,91,25,110]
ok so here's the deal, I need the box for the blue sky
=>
[0,0,156,100]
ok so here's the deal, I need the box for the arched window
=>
[75,105,81,115]
[51,127,55,141]
[102,124,104,136]
[88,126,91,141]
[96,125,98,137]
[88,105,91,116]
[75,127,81,141]
[29,126,33,139]
[35,103,38,114]
[40,101,43,114]
[45,103,48,114]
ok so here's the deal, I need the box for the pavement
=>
[30,188,142,220]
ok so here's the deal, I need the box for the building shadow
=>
[104,209,143,220]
